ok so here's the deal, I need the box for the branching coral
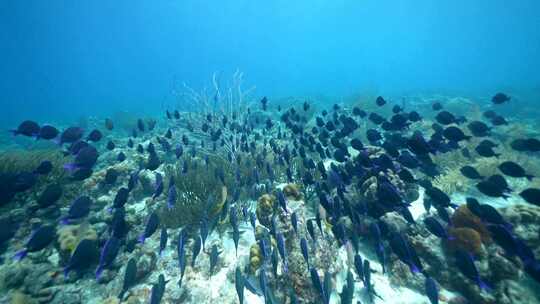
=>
[158,156,233,229]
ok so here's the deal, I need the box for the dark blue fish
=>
[64,239,98,278]
[276,232,288,273]
[152,173,164,200]
[139,212,159,244]
[209,244,221,275]
[340,270,355,304]
[96,236,120,279]
[425,276,439,304]
[118,258,137,299]
[14,225,55,261]
[235,267,245,304]
[167,183,177,210]
[389,232,423,274]
[191,235,202,267]
[177,229,187,286]
[60,196,92,225]
[424,217,451,239]
[309,267,325,301]
[159,228,168,256]
[112,187,129,210]
[277,190,288,213]
[149,274,166,304]
[354,254,365,286]
[307,219,317,242]
[454,250,489,290]
[291,211,298,235]
[300,237,310,269]
[200,218,208,250]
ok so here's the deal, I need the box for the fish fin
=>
[63,163,77,172]
[13,250,27,261]
[95,266,103,280]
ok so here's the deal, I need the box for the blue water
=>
[1,0,539,125]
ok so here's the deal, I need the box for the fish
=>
[37,184,62,208]
[167,183,177,210]
[276,232,289,273]
[307,219,317,242]
[291,212,298,234]
[354,254,364,286]
[300,237,310,269]
[37,125,59,140]
[277,190,288,213]
[117,152,126,162]
[64,239,98,278]
[86,129,102,142]
[118,258,137,299]
[139,212,159,244]
[491,92,510,104]
[33,160,53,175]
[96,236,120,279]
[389,232,423,274]
[424,217,450,239]
[152,173,164,200]
[375,96,386,106]
[208,244,221,275]
[58,126,84,145]
[64,146,99,171]
[425,276,439,304]
[442,126,471,142]
[309,267,325,301]
[60,196,92,224]
[11,120,40,137]
[460,166,483,179]
[520,188,540,206]
[159,228,168,256]
[340,270,355,304]
[104,168,119,185]
[191,235,202,267]
[112,187,129,209]
[454,250,489,290]
[476,179,510,199]
[14,225,55,261]
[235,267,245,304]
[498,161,534,180]
[149,274,166,304]
[177,229,187,286]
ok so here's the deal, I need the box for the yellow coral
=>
[57,222,97,254]
[249,244,262,273]
[11,291,34,304]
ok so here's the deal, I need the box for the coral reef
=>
[256,194,276,228]
[57,222,98,254]
[446,227,484,256]
[283,184,303,201]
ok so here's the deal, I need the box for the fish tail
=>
[138,234,146,244]
[526,175,534,181]
[13,250,27,261]
[63,163,77,172]
[95,266,103,280]
[60,218,70,225]
[478,279,491,291]
[63,267,70,278]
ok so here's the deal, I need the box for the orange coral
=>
[451,205,491,243]
[447,227,484,256]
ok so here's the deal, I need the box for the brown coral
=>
[256,194,275,227]
[283,184,303,200]
[451,205,491,243]
[446,227,484,256]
